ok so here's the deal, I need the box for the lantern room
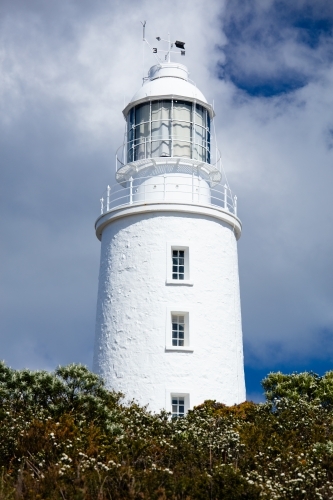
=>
[126,99,211,162]
[122,62,214,165]
[102,60,238,218]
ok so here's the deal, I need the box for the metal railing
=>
[98,173,237,217]
[116,136,212,171]
[125,136,211,165]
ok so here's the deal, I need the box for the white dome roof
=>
[122,63,214,118]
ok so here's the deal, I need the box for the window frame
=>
[165,307,193,352]
[171,313,186,347]
[172,249,185,281]
[166,242,193,286]
[170,393,190,417]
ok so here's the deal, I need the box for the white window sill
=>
[166,279,193,286]
[165,346,194,352]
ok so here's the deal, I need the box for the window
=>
[165,310,192,351]
[172,250,185,280]
[166,244,192,285]
[172,314,185,346]
[172,396,185,418]
[170,393,190,417]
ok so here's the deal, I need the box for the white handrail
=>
[115,137,221,173]
[98,172,238,217]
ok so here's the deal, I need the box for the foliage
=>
[0,363,333,498]
[262,371,333,408]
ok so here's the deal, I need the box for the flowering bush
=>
[0,363,333,498]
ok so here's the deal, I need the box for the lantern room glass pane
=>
[151,100,171,157]
[194,125,206,161]
[194,103,205,127]
[173,100,191,122]
[194,104,209,162]
[134,103,150,160]
[173,100,192,158]
[127,108,135,162]
[135,103,150,124]
[206,112,211,163]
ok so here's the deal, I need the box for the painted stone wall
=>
[93,209,245,412]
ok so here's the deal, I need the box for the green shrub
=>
[0,363,333,499]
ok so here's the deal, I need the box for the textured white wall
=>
[93,207,246,413]
[133,174,211,204]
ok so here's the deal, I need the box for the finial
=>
[141,20,146,41]
[141,22,185,63]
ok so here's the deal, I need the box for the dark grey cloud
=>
[0,96,104,369]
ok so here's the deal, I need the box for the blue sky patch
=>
[221,0,333,97]
[294,17,333,48]
[220,63,307,97]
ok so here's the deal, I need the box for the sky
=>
[1,0,333,402]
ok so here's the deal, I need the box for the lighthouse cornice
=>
[95,201,242,241]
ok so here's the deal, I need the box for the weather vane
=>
[141,21,185,63]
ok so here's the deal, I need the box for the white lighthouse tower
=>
[93,37,246,415]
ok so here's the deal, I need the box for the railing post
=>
[100,197,104,215]
[234,195,237,216]
[192,171,194,202]
[164,174,166,200]
[129,177,133,205]
[107,185,110,211]
[224,184,228,210]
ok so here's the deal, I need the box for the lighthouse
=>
[93,37,246,415]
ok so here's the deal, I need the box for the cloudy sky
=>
[1,0,333,401]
